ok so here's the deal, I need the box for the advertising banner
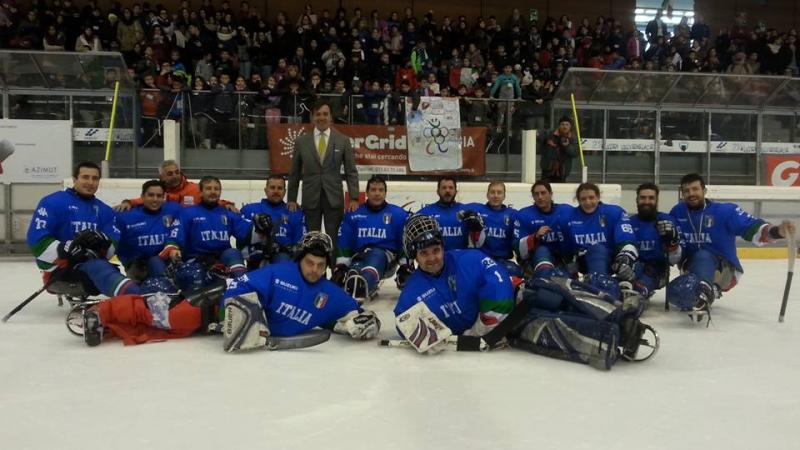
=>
[0,119,72,183]
[268,124,485,176]
[765,155,800,186]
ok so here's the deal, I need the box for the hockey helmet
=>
[403,214,443,259]
[296,231,334,267]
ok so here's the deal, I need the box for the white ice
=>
[1,258,799,450]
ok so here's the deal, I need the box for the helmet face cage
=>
[297,231,334,266]
[403,214,443,259]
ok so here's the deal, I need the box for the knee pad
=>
[500,259,523,278]
[172,260,210,292]
[666,273,702,311]
[583,272,622,300]
[529,276,621,321]
[140,276,180,305]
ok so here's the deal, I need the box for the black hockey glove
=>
[611,249,637,282]
[395,264,415,289]
[656,220,679,249]
[73,229,111,254]
[253,214,272,236]
[460,210,484,232]
[331,264,348,286]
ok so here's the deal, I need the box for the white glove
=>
[335,310,381,340]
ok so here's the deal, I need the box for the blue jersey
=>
[565,202,636,256]
[27,188,119,271]
[463,202,517,259]
[514,203,574,257]
[630,212,681,269]
[240,200,305,250]
[222,262,359,337]
[169,204,256,258]
[394,249,515,335]
[417,201,469,251]
[669,201,767,272]
[337,202,408,258]
[115,202,182,266]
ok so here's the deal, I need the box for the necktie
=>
[317,132,327,161]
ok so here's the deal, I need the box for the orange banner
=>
[268,124,486,176]
[765,155,800,186]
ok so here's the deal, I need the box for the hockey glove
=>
[611,248,637,282]
[73,229,111,255]
[656,220,679,250]
[59,240,97,266]
[335,310,381,340]
[395,263,415,289]
[396,302,453,354]
[460,210,484,232]
[331,264,349,286]
[253,213,272,236]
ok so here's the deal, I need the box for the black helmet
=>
[295,231,334,267]
[403,214,443,259]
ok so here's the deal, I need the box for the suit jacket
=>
[287,127,359,210]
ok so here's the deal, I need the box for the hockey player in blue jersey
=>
[115,180,183,281]
[514,181,574,278]
[240,175,306,269]
[218,231,381,352]
[464,181,522,277]
[629,183,682,299]
[163,176,268,288]
[27,161,140,298]
[565,182,639,301]
[667,173,795,321]
[417,177,480,251]
[393,214,516,354]
[332,176,409,302]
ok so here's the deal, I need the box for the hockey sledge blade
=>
[622,324,660,362]
[266,329,331,351]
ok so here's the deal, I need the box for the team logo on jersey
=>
[313,292,328,309]
[282,214,289,224]
[504,215,511,226]
[383,213,392,224]
[448,275,457,292]
[704,216,714,228]
[162,215,174,227]
[220,216,228,226]
[599,215,606,227]
[93,205,99,218]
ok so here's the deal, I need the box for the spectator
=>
[190,77,213,149]
[210,72,236,148]
[43,24,67,50]
[75,26,101,52]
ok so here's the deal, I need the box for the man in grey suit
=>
[288,101,360,242]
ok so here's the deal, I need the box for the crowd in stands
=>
[2,1,799,148]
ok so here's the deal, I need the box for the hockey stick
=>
[779,230,796,323]
[2,284,50,323]
[378,335,490,352]
[207,322,332,351]
[266,329,331,351]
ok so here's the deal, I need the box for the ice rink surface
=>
[1,259,799,450]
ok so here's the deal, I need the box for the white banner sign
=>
[581,138,800,155]
[73,127,136,142]
[405,96,462,171]
[0,119,72,183]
